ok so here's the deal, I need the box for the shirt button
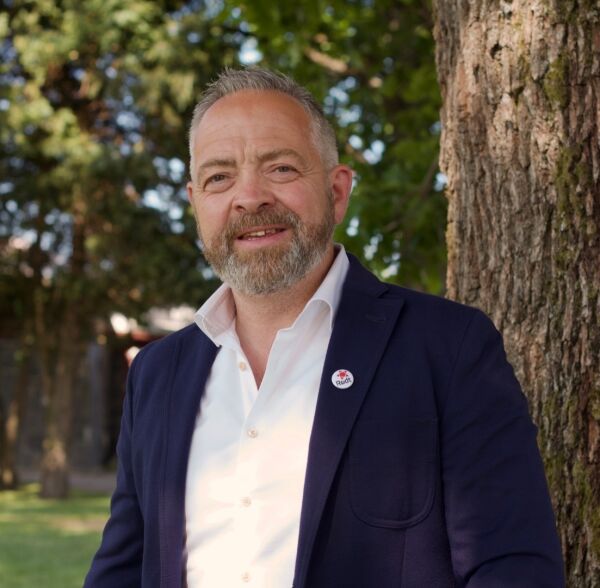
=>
[247,428,258,438]
[238,361,247,371]
[241,572,251,582]
[241,496,252,507]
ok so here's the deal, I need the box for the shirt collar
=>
[195,244,349,346]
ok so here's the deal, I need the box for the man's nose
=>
[232,171,275,214]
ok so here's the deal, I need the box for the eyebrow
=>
[197,157,237,174]
[194,157,236,185]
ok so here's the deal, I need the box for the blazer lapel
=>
[159,328,218,588]
[293,259,404,588]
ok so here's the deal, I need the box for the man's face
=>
[187,90,352,295]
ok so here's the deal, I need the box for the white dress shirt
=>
[185,246,349,588]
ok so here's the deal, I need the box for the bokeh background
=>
[3,1,599,586]
[0,1,445,584]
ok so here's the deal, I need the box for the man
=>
[85,68,564,587]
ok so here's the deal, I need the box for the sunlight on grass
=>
[0,484,110,588]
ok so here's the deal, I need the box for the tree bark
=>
[434,0,600,585]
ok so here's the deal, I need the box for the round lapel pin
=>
[331,369,354,389]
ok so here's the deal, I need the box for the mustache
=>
[222,208,300,241]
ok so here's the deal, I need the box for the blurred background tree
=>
[0,0,237,496]
[1,0,443,497]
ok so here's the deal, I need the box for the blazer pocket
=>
[348,417,438,528]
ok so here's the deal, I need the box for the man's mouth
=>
[237,227,286,241]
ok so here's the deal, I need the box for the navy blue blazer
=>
[85,255,565,587]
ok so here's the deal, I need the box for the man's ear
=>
[186,181,194,204]
[329,165,354,224]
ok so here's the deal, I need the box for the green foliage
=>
[237,0,445,290]
[0,484,109,587]
[0,0,237,334]
[0,0,445,353]
[0,0,445,497]
[1,1,444,346]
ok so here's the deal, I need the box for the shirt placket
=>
[231,349,263,584]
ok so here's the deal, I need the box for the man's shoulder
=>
[344,253,493,336]
[385,281,477,316]
[385,283,492,340]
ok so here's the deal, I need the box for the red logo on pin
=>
[332,369,354,389]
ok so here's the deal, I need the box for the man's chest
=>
[184,306,332,586]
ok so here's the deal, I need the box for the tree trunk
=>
[0,339,31,490]
[34,192,87,499]
[35,293,80,499]
[433,0,600,585]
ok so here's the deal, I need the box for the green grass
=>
[0,484,110,588]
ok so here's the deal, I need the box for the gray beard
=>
[198,203,335,296]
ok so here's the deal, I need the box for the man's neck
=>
[231,245,335,386]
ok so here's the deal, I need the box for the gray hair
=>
[188,67,339,172]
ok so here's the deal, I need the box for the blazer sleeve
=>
[441,310,565,587]
[83,354,144,587]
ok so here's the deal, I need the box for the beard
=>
[198,198,335,296]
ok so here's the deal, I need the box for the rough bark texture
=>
[434,0,600,585]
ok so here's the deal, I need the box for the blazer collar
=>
[293,254,405,588]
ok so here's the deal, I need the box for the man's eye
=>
[203,174,231,190]
[206,174,226,184]
[268,165,300,183]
